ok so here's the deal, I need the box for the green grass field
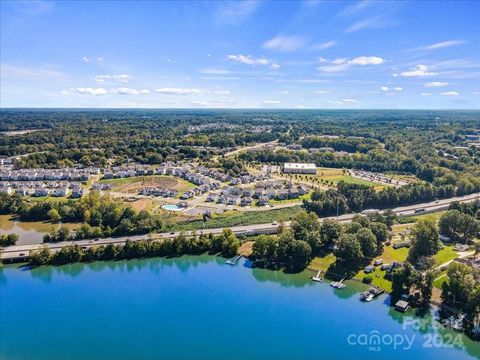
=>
[98,175,196,192]
[285,167,388,190]
[169,206,304,232]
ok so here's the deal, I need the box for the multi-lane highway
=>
[1,192,479,262]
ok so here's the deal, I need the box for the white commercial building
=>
[283,163,317,174]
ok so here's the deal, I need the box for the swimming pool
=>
[161,204,184,212]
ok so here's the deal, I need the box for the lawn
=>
[98,175,196,193]
[286,167,387,190]
[433,245,458,266]
[308,253,337,273]
[269,191,312,205]
[169,206,304,231]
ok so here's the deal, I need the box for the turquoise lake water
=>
[1,255,479,360]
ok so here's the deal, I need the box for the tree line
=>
[30,229,240,266]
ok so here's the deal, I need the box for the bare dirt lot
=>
[119,177,179,194]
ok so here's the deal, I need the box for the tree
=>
[288,240,312,272]
[369,222,389,254]
[383,209,397,229]
[291,211,323,253]
[47,208,60,222]
[29,245,52,266]
[408,217,440,264]
[439,210,479,243]
[418,271,435,314]
[0,233,18,247]
[334,234,363,265]
[319,219,342,248]
[57,227,70,242]
[218,229,240,257]
[356,228,377,259]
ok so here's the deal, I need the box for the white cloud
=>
[216,0,260,26]
[309,40,336,51]
[473,92,480,95]
[338,1,373,17]
[426,40,466,50]
[394,87,402,91]
[425,81,448,87]
[70,87,107,96]
[227,54,269,65]
[421,93,432,96]
[263,35,306,52]
[60,90,70,95]
[400,64,436,77]
[318,56,384,73]
[139,89,150,95]
[315,90,330,94]
[381,86,389,91]
[82,56,89,63]
[328,99,357,105]
[349,56,384,65]
[270,63,280,70]
[97,57,104,62]
[441,91,459,96]
[155,88,201,95]
[111,87,139,95]
[212,90,231,95]
[95,74,131,83]
[191,100,208,106]
[263,100,280,104]
[318,57,328,63]
[1,64,66,80]
[345,18,382,33]
[199,68,232,75]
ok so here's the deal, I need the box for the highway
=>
[1,192,479,262]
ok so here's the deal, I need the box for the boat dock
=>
[330,278,346,289]
[312,270,323,282]
[226,255,242,265]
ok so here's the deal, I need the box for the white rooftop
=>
[284,163,316,170]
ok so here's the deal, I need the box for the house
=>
[206,193,217,202]
[52,186,70,197]
[217,195,227,204]
[257,195,269,206]
[35,188,49,197]
[240,197,252,206]
[395,300,410,313]
[253,188,264,199]
[297,185,309,195]
[242,188,253,197]
[71,185,84,198]
[227,195,239,205]
[374,259,384,266]
[276,189,289,200]
[364,265,375,274]
[265,188,276,199]
[15,187,31,196]
[0,186,14,195]
[289,188,299,198]
[231,187,243,196]
[380,263,392,271]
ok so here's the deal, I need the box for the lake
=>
[0,215,78,245]
[1,255,478,360]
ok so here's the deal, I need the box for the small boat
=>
[365,294,374,302]
[312,270,323,282]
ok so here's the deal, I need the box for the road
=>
[1,192,479,262]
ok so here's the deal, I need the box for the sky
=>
[1,0,479,109]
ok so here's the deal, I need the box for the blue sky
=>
[1,0,479,109]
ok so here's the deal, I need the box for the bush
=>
[362,276,373,284]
